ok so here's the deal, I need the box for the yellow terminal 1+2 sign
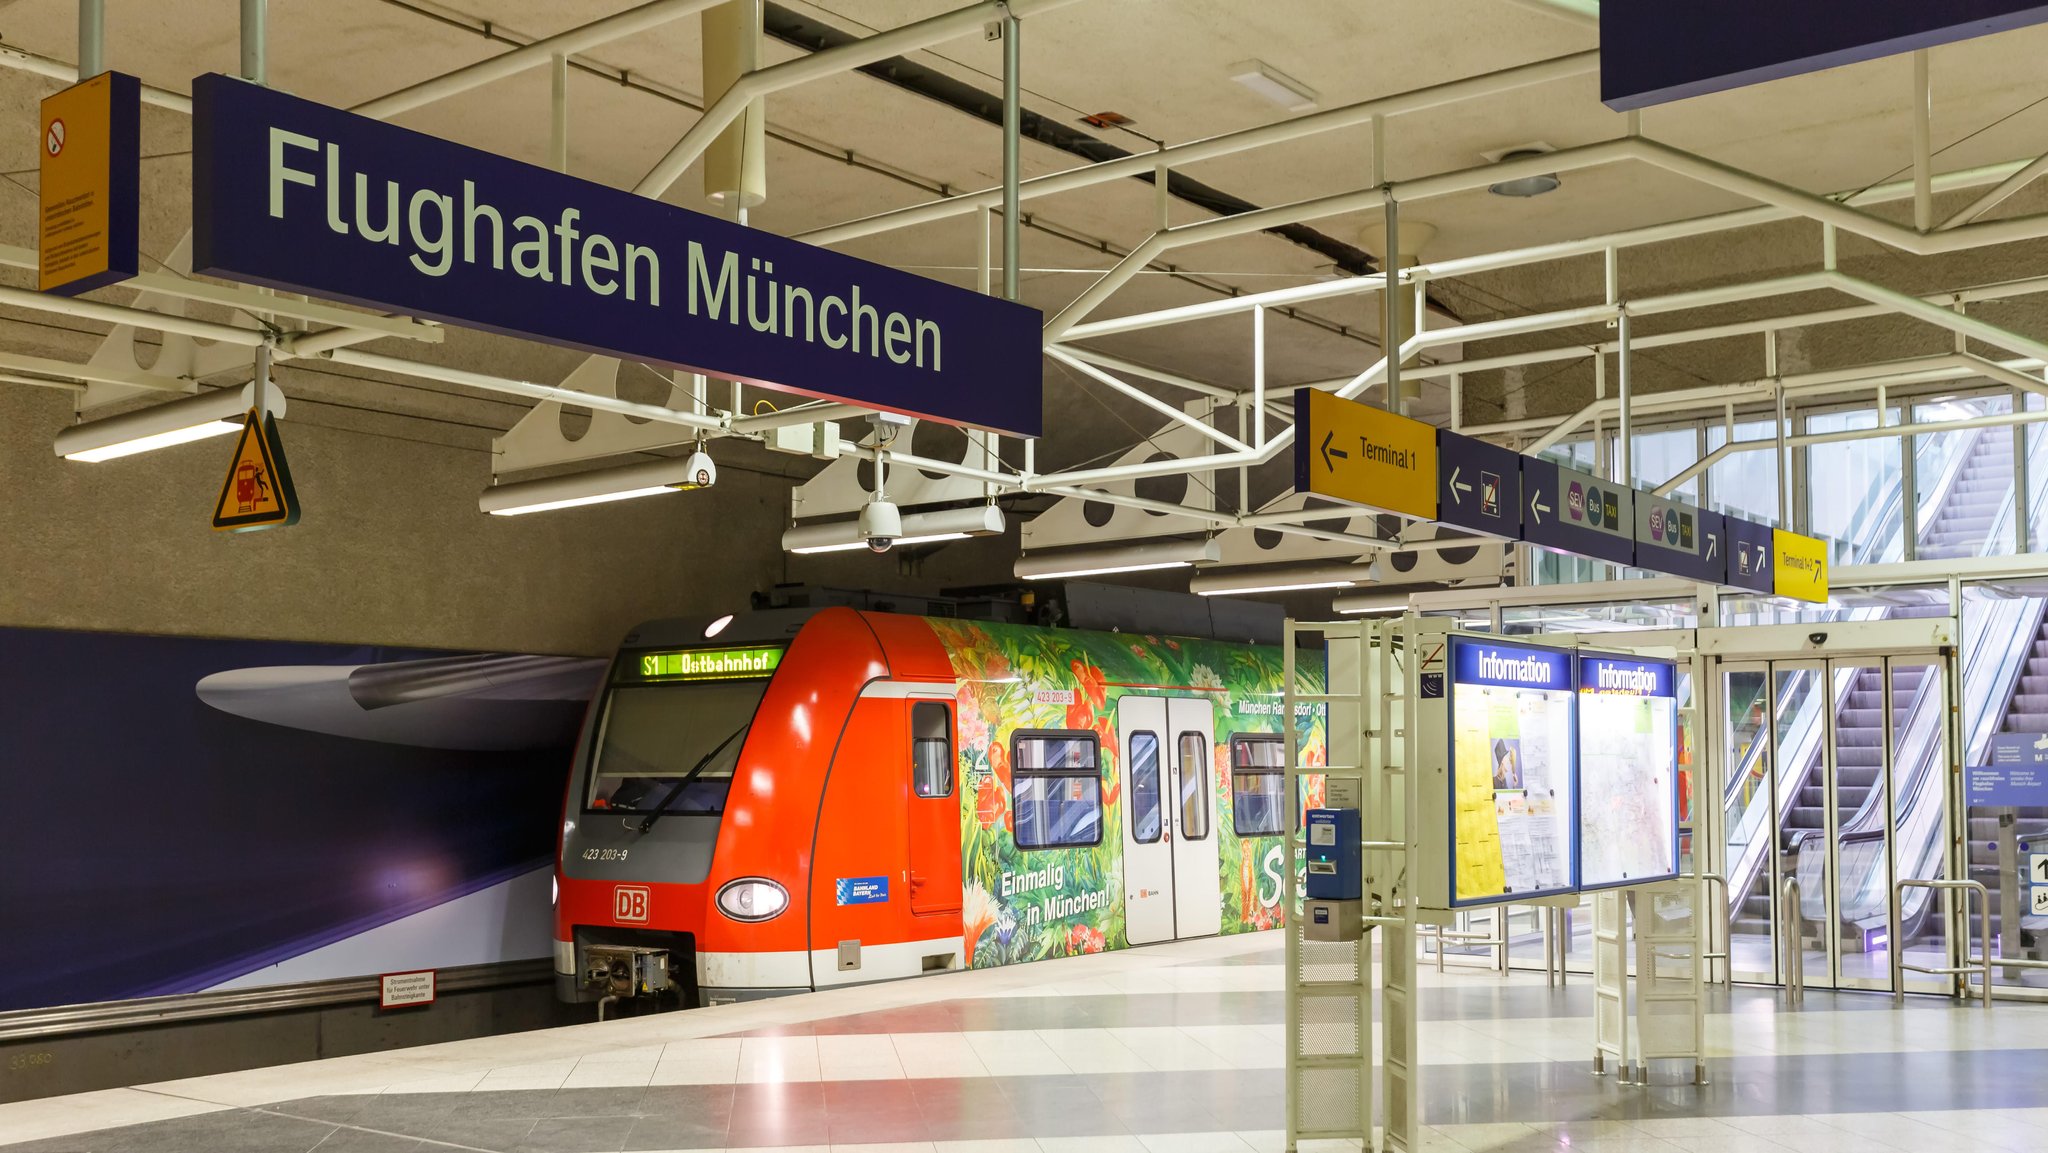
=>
[1292,387,1438,520]
[1771,528,1829,603]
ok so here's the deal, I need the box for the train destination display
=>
[1575,653,1681,889]
[1447,638,1577,906]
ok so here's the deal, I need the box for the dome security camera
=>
[859,499,902,553]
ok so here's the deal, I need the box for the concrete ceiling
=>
[3,0,2048,578]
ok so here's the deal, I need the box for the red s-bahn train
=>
[553,604,1327,1007]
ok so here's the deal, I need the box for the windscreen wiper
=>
[637,724,749,834]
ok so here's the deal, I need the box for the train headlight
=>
[715,878,788,922]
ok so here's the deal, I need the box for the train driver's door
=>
[906,699,962,916]
[1116,696,1222,944]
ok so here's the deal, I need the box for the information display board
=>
[1447,637,1577,906]
[1575,653,1681,890]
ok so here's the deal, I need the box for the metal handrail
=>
[1893,878,1993,1008]
[1781,876,1804,1006]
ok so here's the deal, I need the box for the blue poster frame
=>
[1445,634,1580,908]
[1573,650,1683,893]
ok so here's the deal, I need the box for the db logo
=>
[613,886,650,924]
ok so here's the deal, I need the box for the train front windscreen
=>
[586,676,772,818]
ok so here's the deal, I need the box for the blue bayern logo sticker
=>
[835,876,890,905]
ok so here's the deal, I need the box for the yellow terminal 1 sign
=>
[1292,387,1438,520]
[39,71,139,296]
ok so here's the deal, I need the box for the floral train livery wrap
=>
[928,619,1327,968]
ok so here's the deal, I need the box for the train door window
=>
[912,702,953,798]
[1230,735,1285,836]
[1177,732,1210,840]
[1012,731,1103,849]
[1129,731,1163,843]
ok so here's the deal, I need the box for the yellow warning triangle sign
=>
[211,410,299,532]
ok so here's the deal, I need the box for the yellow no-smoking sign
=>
[37,72,138,296]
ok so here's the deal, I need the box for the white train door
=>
[1116,696,1221,944]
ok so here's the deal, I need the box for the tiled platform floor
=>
[4,932,2046,1152]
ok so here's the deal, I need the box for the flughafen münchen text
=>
[268,130,944,372]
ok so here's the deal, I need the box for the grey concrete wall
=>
[0,378,1023,655]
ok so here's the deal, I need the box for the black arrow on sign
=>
[1320,430,1348,472]
[2034,856,2047,884]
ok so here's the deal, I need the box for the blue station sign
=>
[190,74,1044,436]
[1969,734,2048,807]
[1436,429,1523,541]
[1602,2,2048,110]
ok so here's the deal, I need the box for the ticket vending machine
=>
[1305,804,1363,940]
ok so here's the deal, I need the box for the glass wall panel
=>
[1806,408,1903,567]
[1705,420,1781,525]
[1914,395,2014,561]
[1631,426,1701,502]
[1961,583,2048,991]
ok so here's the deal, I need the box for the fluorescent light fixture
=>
[1333,591,1413,615]
[480,455,713,517]
[56,382,285,463]
[1192,562,1381,597]
[783,505,1005,554]
[1200,579,1355,596]
[1015,537,1222,581]
[1228,60,1318,112]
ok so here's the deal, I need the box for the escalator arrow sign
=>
[2033,853,2048,885]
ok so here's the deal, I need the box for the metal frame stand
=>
[1893,878,1995,1006]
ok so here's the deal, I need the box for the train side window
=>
[1128,731,1162,843]
[1012,731,1102,849]
[912,702,953,798]
[1177,732,1210,840]
[1230,734,1285,836]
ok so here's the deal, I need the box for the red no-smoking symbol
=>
[45,119,65,156]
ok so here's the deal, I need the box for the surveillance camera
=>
[1808,631,1827,646]
[859,499,902,554]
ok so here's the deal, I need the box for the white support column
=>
[240,0,266,85]
[550,53,570,173]
[77,0,103,79]
[1912,50,1934,233]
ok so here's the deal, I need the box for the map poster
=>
[1576,653,1681,889]
[1448,637,1577,905]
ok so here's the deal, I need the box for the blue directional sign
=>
[1602,2,2048,110]
[1633,495,1727,585]
[1725,517,1776,594]
[1436,430,1523,541]
[1522,459,1634,567]
[1968,734,2048,807]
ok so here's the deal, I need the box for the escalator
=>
[1725,428,2010,959]
[1969,600,2048,961]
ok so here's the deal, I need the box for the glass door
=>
[1718,652,1952,994]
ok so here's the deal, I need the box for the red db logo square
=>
[613,886,650,924]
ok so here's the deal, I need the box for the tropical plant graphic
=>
[926,620,1327,968]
